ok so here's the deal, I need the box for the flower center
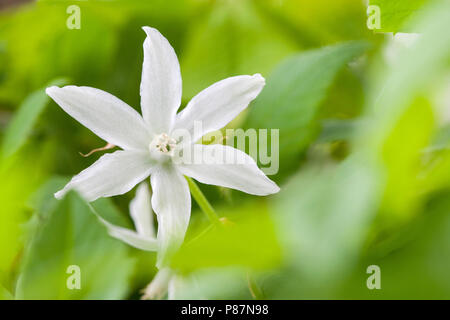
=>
[149,133,177,158]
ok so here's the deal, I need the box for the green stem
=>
[186,176,220,224]
[247,273,265,300]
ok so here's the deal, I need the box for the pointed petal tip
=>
[54,190,64,200]
[261,181,280,196]
[46,85,76,97]
[258,178,280,196]
[45,86,59,96]
[142,26,159,38]
[272,184,281,194]
[252,73,266,85]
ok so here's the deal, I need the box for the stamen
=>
[150,133,178,156]
[79,143,115,157]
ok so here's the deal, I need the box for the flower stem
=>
[247,273,265,300]
[185,176,220,225]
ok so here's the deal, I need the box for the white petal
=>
[140,27,182,134]
[173,74,265,142]
[96,215,158,251]
[46,86,150,150]
[178,144,279,196]
[142,268,172,300]
[150,164,190,267]
[168,274,185,300]
[55,150,154,202]
[130,182,155,238]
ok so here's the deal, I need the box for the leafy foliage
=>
[2,78,68,158]
[172,202,281,272]
[369,0,430,33]
[16,189,136,299]
[247,41,368,177]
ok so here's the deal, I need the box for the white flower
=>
[47,26,280,265]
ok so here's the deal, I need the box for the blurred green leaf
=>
[16,191,136,299]
[337,193,450,299]
[261,0,371,45]
[381,97,435,218]
[429,124,450,151]
[0,2,119,104]
[0,145,55,288]
[266,1,450,299]
[359,0,450,221]
[247,41,368,177]
[274,155,379,283]
[369,0,429,33]
[420,149,450,195]
[1,78,68,158]
[25,178,157,299]
[268,189,450,299]
[317,119,362,143]
[172,267,254,300]
[27,176,68,220]
[180,0,299,100]
[172,202,281,272]
[0,284,13,300]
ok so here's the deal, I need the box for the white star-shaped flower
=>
[47,26,279,264]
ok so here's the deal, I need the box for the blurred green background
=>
[1,0,450,299]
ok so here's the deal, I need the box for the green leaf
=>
[359,0,450,220]
[171,202,281,272]
[429,124,450,151]
[246,41,368,177]
[170,268,254,300]
[0,284,13,300]
[317,119,362,143]
[368,0,430,33]
[16,191,136,299]
[420,149,450,195]
[1,78,68,158]
[260,0,372,45]
[273,155,379,282]
[0,2,120,104]
[381,97,435,218]
[0,148,54,286]
[337,193,450,299]
[180,0,299,101]
[27,176,68,218]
